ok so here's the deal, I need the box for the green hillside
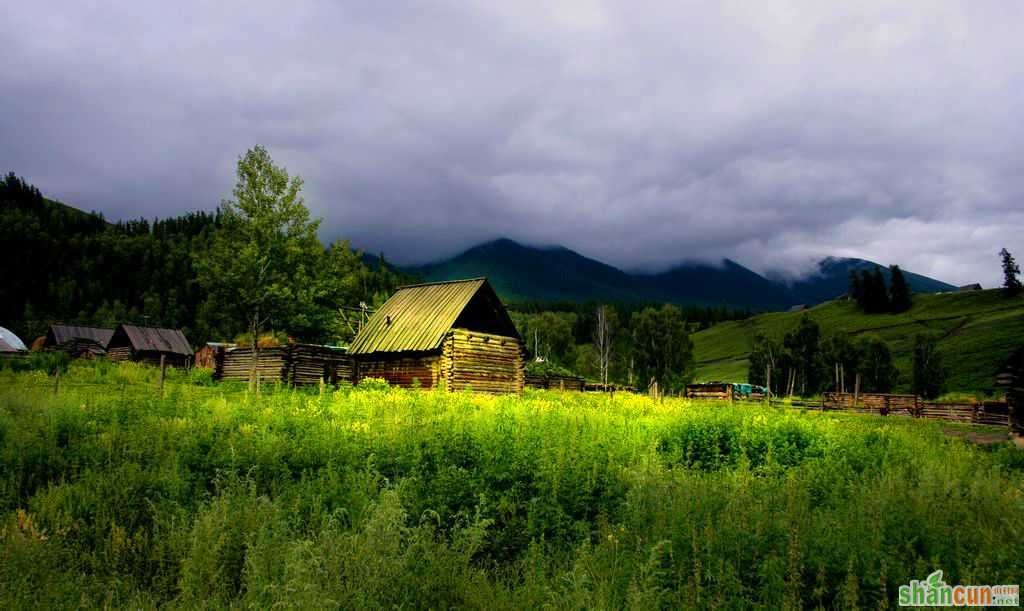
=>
[692,289,1024,394]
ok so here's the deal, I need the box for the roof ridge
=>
[396,277,487,290]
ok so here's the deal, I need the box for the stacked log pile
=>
[357,355,439,388]
[442,329,523,394]
[525,374,585,392]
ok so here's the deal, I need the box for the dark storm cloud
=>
[2,1,1022,286]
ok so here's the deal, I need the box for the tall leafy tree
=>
[631,304,694,395]
[195,145,323,388]
[856,335,898,392]
[888,265,912,313]
[1001,248,1022,296]
[912,334,945,399]
[748,333,783,395]
[782,314,824,395]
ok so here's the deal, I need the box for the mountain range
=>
[398,238,956,311]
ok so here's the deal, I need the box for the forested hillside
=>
[691,289,1024,395]
[411,238,956,310]
[0,173,407,344]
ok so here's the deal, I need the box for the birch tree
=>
[195,145,322,391]
[593,304,616,385]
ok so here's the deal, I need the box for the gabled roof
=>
[47,325,114,347]
[348,278,519,354]
[0,326,27,352]
[110,324,192,356]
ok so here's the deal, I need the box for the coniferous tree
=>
[848,270,863,305]
[1001,248,1022,296]
[888,265,912,313]
[869,266,890,313]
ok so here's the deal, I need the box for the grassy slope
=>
[692,289,1024,393]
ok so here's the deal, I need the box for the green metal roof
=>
[348,278,516,354]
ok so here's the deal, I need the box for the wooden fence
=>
[819,392,1010,427]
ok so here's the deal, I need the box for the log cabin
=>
[348,278,524,393]
[106,324,192,367]
[43,325,114,358]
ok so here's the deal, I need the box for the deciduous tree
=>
[631,305,694,396]
[195,145,322,390]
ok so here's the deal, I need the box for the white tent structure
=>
[0,326,28,353]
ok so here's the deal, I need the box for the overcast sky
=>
[2,2,1022,286]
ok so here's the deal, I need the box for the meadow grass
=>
[691,288,1024,394]
[1,361,1022,608]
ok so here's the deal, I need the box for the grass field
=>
[692,289,1024,395]
[1,361,1022,608]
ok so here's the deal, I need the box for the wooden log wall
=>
[52,339,107,358]
[216,347,290,383]
[823,392,917,416]
[525,374,585,392]
[685,383,733,400]
[106,347,134,362]
[215,344,353,386]
[356,354,439,389]
[290,344,353,386]
[441,329,523,394]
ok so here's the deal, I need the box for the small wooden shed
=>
[107,324,192,367]
[43,325,114,358]
[348,278,524,393]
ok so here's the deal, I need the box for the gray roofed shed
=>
[45,325,114,348]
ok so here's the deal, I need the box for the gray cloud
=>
[2,1,1022,287]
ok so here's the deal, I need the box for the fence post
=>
[159,354,166,398]
[53,366,60,395]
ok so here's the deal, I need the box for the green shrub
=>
[0,362,1022,608]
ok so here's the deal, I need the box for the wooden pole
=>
[159,354,166,398]
[766,365,771,403]
[853,373,861,409]
[53,366,60,395]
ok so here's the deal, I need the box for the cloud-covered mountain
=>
[407,239,955,310]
